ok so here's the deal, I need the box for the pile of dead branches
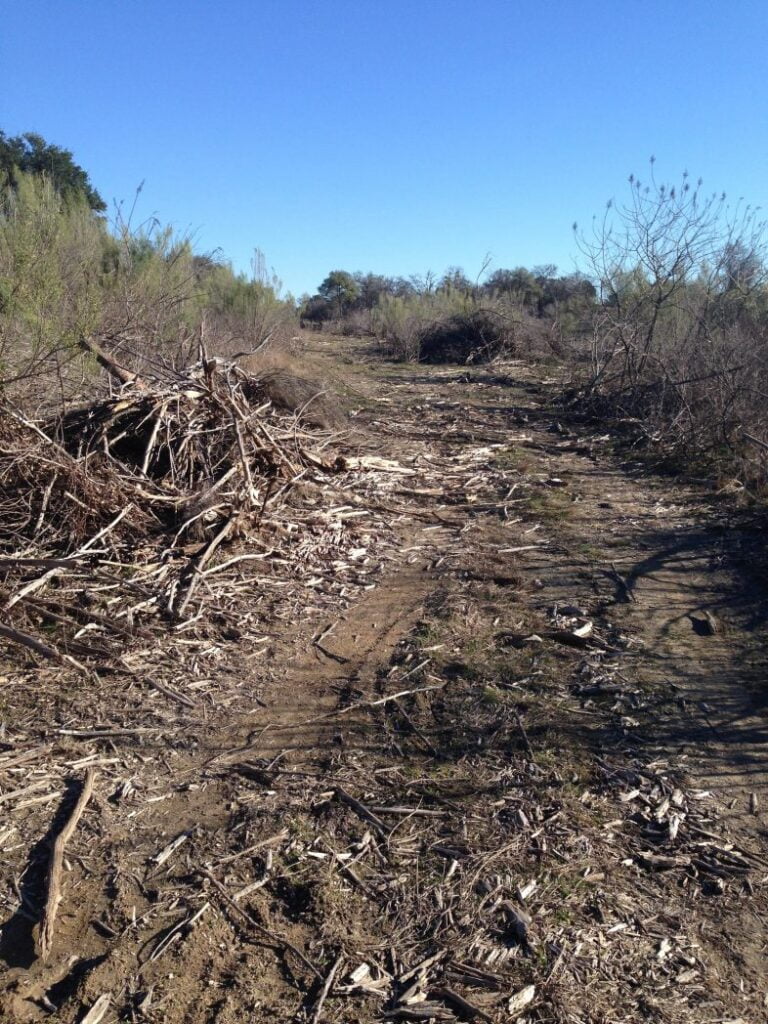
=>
[0,354,349,670]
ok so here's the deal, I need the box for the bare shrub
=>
[419,308,516,363]
[575,162,768,488]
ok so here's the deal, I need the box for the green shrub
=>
[0,174,297,409]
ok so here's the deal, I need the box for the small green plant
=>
[481,684,505,706]
[527,489,573,522]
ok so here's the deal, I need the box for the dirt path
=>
[2,338,767,1023]
[513,398,768,823]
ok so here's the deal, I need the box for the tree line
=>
[301,265,596,323]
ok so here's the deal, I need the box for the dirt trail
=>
[216,564,438,760]
[189,348,768,811]
[2,336,767,1023]
[334,347,768,819]
[514,405,768,825]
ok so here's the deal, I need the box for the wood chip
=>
[78,994,112,1024]
[507,984,536,1016]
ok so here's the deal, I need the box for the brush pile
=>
[419,311,517,365]
[0,356,377,671]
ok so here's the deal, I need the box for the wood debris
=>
[37,768,96,961]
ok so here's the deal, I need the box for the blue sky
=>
[2,0,767,296]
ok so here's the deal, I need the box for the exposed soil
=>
[1,334,767,1023]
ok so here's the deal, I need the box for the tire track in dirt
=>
[4,340,768,1022]
[210,562,440,762]
[311,348,768,828]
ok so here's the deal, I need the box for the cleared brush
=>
[0,349,357,667]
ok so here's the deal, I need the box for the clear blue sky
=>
[3,0,767,297]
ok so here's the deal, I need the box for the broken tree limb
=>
[743,430,768,452]
[496,628,606,651]
[209,830,289,867]
[513,709,535,762]
[0,621,66,662]
[311,954,343,1024]
[298,682,447,726]
[0,556,88,570]
[0,621,87,672]
[335,786,389,838]
[174,513,238,618]
[432,987,493,1023]
[4,505,132,612]
[79,333,146,389]
[37,768,96,961]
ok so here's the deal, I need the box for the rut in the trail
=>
[3,342,768,1024]
[210,564,439,762]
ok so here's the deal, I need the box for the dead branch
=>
[79,333,146,388]
[0,621,86,672]
[299,682,447,725]
[311,954,343,1024]
[37,768,96,961]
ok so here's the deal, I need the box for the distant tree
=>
[353,272,391,309]
[409,270,437,295]
[318,270,359,316]
[485,267,541,309]
[300,294,333,324]
[439,266,474,295]
[0,131,105,211]
[387,276,416,299]
[532,263,558,280]
[532,269,597,316]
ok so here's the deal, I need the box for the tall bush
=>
[0,174,297,408]
[0,174,107,403]
[575,163,768,485]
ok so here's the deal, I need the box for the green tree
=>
[439,266,474,295]
[0,130,105,211]
[318,270,359,316]
[485,267,542,309]
[353,272,390,309]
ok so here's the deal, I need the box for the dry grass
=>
[235,347,348,429]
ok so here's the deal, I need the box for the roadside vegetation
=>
[301,165,768,494]
[0,132,296,412]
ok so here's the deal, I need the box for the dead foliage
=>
[420,310,516,365]
[0,352,366,671]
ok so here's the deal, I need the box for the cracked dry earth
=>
[1,335,768,1023]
